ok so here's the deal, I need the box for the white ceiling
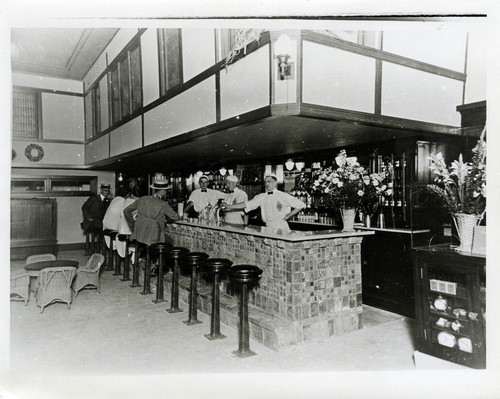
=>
[11,28,119,81]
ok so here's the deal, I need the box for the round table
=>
[24,260,79,277]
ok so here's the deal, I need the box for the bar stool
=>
[166,247,189,314]
[117,234,131,281]
[180,252,209,326]
[102,229,116,270]
[140,242,153,295]
[149,242,171,304]
[228,265,263,357]
[108,231,118,272]
[201,258,233,340]
[129,238,141,288]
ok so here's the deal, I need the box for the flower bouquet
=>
[360,171,393,225]
[427,129,486,252]
[312,150,366,231]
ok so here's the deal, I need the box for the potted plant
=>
[427,129,486,252]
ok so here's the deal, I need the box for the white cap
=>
[226,175,238,182]
[264,173,278,180]
[199,175,209,181]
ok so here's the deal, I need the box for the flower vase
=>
[341,208,356,232]
[364,214,372,228]
[452,213,478,253]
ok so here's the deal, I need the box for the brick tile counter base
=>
[165,222,369,349]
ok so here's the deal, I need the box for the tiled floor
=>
[7,250,486,399]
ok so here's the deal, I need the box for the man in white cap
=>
[224,173,306,230]
[123,176,180,247]
[222,175,248,225]
[183,174,225,218]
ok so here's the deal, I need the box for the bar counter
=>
[165,220,373,348]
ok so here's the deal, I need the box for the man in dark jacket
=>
[81,183,111,254]
[123,177,180,278]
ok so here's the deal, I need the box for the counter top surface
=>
[413,243,486,259]
[356,226,431,234]
[173,220,374,242]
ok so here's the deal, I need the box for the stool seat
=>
[202,258,233,273]
[109,231,118,239]
[117,233,129,242]
[166,247,189,260]
[228,265,263,284]
[149,242,171,254]
[181,252,209,266]
[103,229,114,235]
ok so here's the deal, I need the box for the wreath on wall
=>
[25,143,45,162]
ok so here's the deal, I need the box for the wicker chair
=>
[73,253,105,297]
[26,254,57,264]
[36,266,77,313]
[10,272,30,305]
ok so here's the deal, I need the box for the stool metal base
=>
[139,291,153,295]
[183,319,202,326]
[166,307,183,314]
[130,283,140,288]
[205,333,226,341]
[120,277,131,282]
[152,298,167,304]
[232,349,257,358]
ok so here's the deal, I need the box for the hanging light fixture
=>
[118,173,124,182]
[219,167,227,176]
[295,162,305,172]
[285,159,295,171]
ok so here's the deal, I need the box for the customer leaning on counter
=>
[223,173,305,230]
[222,175,248,225]
[183,174,226,218]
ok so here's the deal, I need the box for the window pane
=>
[84,92,93,140]
[130,45,142,112]
[12,90,38,138]
[92,86,101,135]
[120,58,130,117]
[110,68,120,124]
[159,29,182,95]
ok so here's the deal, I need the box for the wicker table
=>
[25,260,79,277]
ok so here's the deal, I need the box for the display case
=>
[11,175,97,197]
[413,244,486,369]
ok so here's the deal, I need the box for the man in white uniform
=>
[222,175,248,225]
[224,173,306,230]
[183,175,225,217]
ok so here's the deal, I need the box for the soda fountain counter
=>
[165,220,373,349]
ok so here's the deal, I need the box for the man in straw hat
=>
[223,173,305,231]
[123,176,180,247]
[221,175,248,225]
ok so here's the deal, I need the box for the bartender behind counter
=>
[183,175,225,218]
[224,173,305,230]
[222,175,248,225]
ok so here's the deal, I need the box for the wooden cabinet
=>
[413,244,486,369]
[360,228,430,318]
[10,198,57,260]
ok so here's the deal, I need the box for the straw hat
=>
[149,178,171,190]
